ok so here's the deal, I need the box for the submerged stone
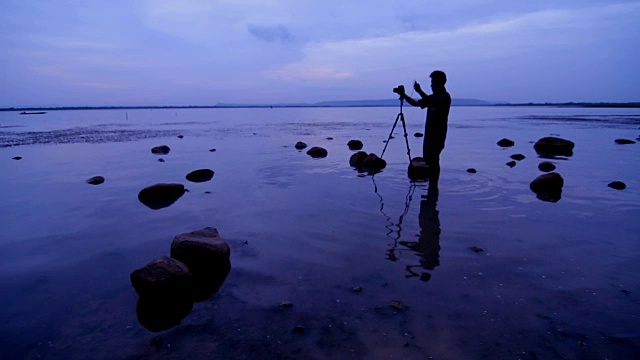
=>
[608,181,626,190]
[186,169,214,183]
[307,146,328,158]
[151,145,170,155]
[538,161,556,172]
[347,139,364,150]
[86,176,104,185]
[138,183,185,210]
[497,138,514,147]
[408,157,430,180]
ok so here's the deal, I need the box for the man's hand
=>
[413,81,422,93]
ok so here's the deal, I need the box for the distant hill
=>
[216,98,497,107]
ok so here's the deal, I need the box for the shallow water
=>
[1,106,639,359]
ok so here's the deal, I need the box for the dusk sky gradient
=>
[1,0,639,107]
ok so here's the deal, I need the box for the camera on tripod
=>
[392,85,405,95]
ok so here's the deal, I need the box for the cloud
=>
[247,24,294,43]
[263,2,640,85]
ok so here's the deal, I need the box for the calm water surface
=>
[1,106,639,359]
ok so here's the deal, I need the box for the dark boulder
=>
[497,138,514,147]
[349,151,368,167]
[408,157,430,180]
[530,172,564,202]
[295,141,307,150]
[615,138,636,145]
[414,132,424,137]
[534,137,574,156]
[608,181,626,190]
[510,154,525,161]
[506,161,516,168]
[170,227,231,301]
[347,140,363,150]
[151,145,170,155]
[177,135,184,139]
[130,256,193,299]
[467,168,477,173]
[538,161,556,172]
[86,176,104,185]
[186,169,214,183]
[361,153,387,170]
[170,227,231,277]
[138,183,185,210]
[307,146,328,158]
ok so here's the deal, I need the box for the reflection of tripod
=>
[380,99,412,164]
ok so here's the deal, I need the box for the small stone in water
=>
[279,302,293,308]
[352,286,363,293]
[467,168,477,173]
[469,246,484,253]
[389,301,404,310]
[293,325,305,333]
[506,161,516,168]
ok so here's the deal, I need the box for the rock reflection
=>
[399,171,441,281]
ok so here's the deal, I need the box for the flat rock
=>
[534,137,574,156]
[615,138,636,145]
[151,145,170,155]
[12,156,22,160]
[347,139,363,150]
[506,161,516,168]
[510,154,525,161]
[497,138,514,147]
[86,176,105,185]
[538,161,556,172]
[130,256,193,299]
[138,183,185,210]
[467,168,477,173]
[295,141,307,150]
[414,132,424,137]
[186,169,214,183]
[307,146,328,158]
[608,181,626,190]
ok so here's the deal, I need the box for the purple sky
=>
[1,0,639,107]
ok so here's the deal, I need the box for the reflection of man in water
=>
[394,71,451,173]
[400,170,441,281]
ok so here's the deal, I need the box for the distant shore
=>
[1,102,639,112]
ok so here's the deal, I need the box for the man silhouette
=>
[394,71,451,172]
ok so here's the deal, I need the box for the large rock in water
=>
[306,146,328,158]
[534,137,574,157]
[170,227,230,276]
[151,145,170,155]
[138,183,185,210]
[130,256,193,299]
[186,169,214,183]
[361,153,386,170]
[530,172,564,202]
[347,139,364,150]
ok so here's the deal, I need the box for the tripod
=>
[380,98,412,164]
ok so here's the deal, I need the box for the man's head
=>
[430,70,447,90]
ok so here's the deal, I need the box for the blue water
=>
[0,106,639,359]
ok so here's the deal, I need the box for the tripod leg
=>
[400,114,412,163]
[380,112,402,159]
